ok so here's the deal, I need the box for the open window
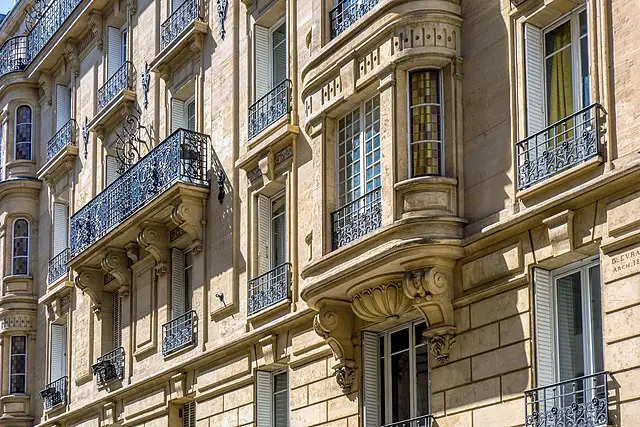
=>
[107,26,128,79]
[255,18,287,101]
[172,80,197,132]
[256,370,289,427]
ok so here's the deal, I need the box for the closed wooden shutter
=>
[525,23,545,136]
[172,98,186,132]
[106,156,120,186]
[107,27,122,78]
[256,370,272,427]
[362,331,379,427]
[257,194,271,275]
[113,292,122,349]
[56,85,71,131]
[50,323,67,381]
[53,203,68,256]
[255,25,270,100]
[534,268,554,387]
[171,248,185,319]
[182,401,195,427]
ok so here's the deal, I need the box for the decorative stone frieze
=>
[0,311,36,333]
[101,249,131,296]
[349,278,413,323]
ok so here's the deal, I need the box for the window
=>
[15,105,32,160]
[257,192,286,275]
[409,70,442,177]
[107,26,127,78]
[255,19,287,100]
[10,335,27,394]
[113,292,122,349]
[534,260,603,386]
[171,248,193,319]
[12,218,30,275]
[50,323,67,381]
[525,8,589,135]
[105,155,120,186]
[336,95,381,207]
[172,97,196,132]
[181,401,195,427]
[53,203,69,257]
[256,370,289,427]
[55,85,71,131]
[362,321,430,426]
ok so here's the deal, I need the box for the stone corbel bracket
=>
[543,209,575,256]
[170,199,204,245]
[313,299,356,393]
[37,72,52,106]
[102,249,131,296]
[65,41,79,77]
[75,267,104,313]
[137,223,168,274]
[89,11,103,51]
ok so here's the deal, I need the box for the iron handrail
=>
[46,118,77,161]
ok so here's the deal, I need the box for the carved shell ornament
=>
[350,281,413,323]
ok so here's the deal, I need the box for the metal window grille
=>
[97,61,134,111]
[47,248,69,284]
[46,119,77,162]
[409,70,442,177]
[516,103,603,190]
[329,0,379,39]
[40,376,67,410]
[69,129,209,258]
[331,187,381,250]
[161,0,200,49]
[248,79,291,139]
[247,263,290,316]
[162,310,197,356]
[524,372,609,427]
[92,347,125,387]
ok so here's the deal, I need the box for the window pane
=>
[379,335,385,424]
[337,108,361,205]
[589,265,604,373]
[273,371,288,427]
[545,21,574,124]
[271,195,286,267]
[11,336,26,354]
[390,328,409,354]
[409,70,441,177]
[272,23,287,87]
[390,350,411,422]
[556,272,585,381]
[414,323,429,417]
[10,375,25,394]
[187,101,196,131]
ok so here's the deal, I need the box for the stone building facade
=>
[0,0,637,425]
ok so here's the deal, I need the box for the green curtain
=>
[546,23,574,129]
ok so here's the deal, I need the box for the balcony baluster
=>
[382,415,434,427]
[46,119,77,162]
[92,348,125,387]
[0,37,28,75]
[162,310,197,356]
[47,248,69,284]
[247,263,290,316]
[161,0,200,49]
[97,61,134,111]
[248,79,291,140]
[329,0,379,39]
[331,187,382,250]
[39,376,67,410]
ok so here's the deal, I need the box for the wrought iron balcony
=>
[248,79,291,140]
[97,61,134,111]
[331,187,382,250]
[69,129,209,258]
[47,248,69,284]
[247,263,290,316]
[92,347,125,387]
[161,0,200,49]
[162,310,197,356]
[383,415,434,427]
[39,376,67,410]
[27,0,83,61]
[0,36,28,75]
[329,0,379,39]
[524,372,609,427]
[517,103,604,190]
[46,119,76,162]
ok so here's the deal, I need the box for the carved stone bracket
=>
[101,249,131,296]
[334,361,356,394]
[349,277,413,323]
[65,41,79,77]
[170,200,203,244]
[38,72,52,106]
[89,11,103,51]
[75,267,103,313]
[424,326,456,365]
[137,223,168,263]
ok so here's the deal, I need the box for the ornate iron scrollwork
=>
[217,0,228,39]
[217,170,226,203]
[141,62,151,110]
[114,112,155,174]
[25,0,47,32]
[82,117,89,159]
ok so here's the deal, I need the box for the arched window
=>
[15,106,32,161]
[12,219,29,275]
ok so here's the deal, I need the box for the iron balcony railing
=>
[517,103,604,190]
[47,248,69,284]
[161,0,200,49]
[0,36,28,75]
[329,0,379,39]
[331,187,382,250]
[46,119,77,162]
[39,376,67,410]
[524,372,609,427]
[69,129,209,258]
[97,61,134,111]
[92,347,125,387]
[247,263,290,316]
[248,79,291,140]
[382,415,434,427]
[27,0,83,61]
[162,310,197,356]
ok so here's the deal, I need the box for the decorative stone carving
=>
[258,151,275,183]
[137,224,168,263]
[424,326,456,365]
[171,200,203,242]
[101,249,130,296]
[334,362,356,394]
[349,280,413,323]
[65,41,79,77]
[247,167,262,183]
[0,312,36,333]
[89,11,103,51]
[154,262,167,276]
[38,72,52,106]
[125,242,140,263]
[542,210,575,256]
[126,0,136,15]
[75,267,103,313]
[217,0,228,39]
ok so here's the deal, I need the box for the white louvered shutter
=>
[50,323,67,381]
[362,331,379,427]
[172,0,186,13]
[113,293,122,349]
[108,27,122,78]
[257,194,271,275]
[106,156,120,186]
[171,248,185,319]
[53,203,68,257]
[255,25,270,100]
[172,99,186,132]
[534,268,554,387]
[181,401,195,427]
[256,370,273,427]
[56,85,71,131]
[525,23,545,136]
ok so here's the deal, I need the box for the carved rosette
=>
[349,280,413,323]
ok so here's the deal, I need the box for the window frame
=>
[334,93,382,209]
[14,105,33,161]
[11,218,30,276]
[271,369,289,427]
[269,191,287,269]
[406,68,444,178]
[185,96,196,132]
[184,249,194,312]
[269,18,287,88]
[9,335,27,394]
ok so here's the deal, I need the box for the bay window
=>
[10,335,27,394]
[14,105,32,161]
[12,218,30,275]
[409,70,442,177]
